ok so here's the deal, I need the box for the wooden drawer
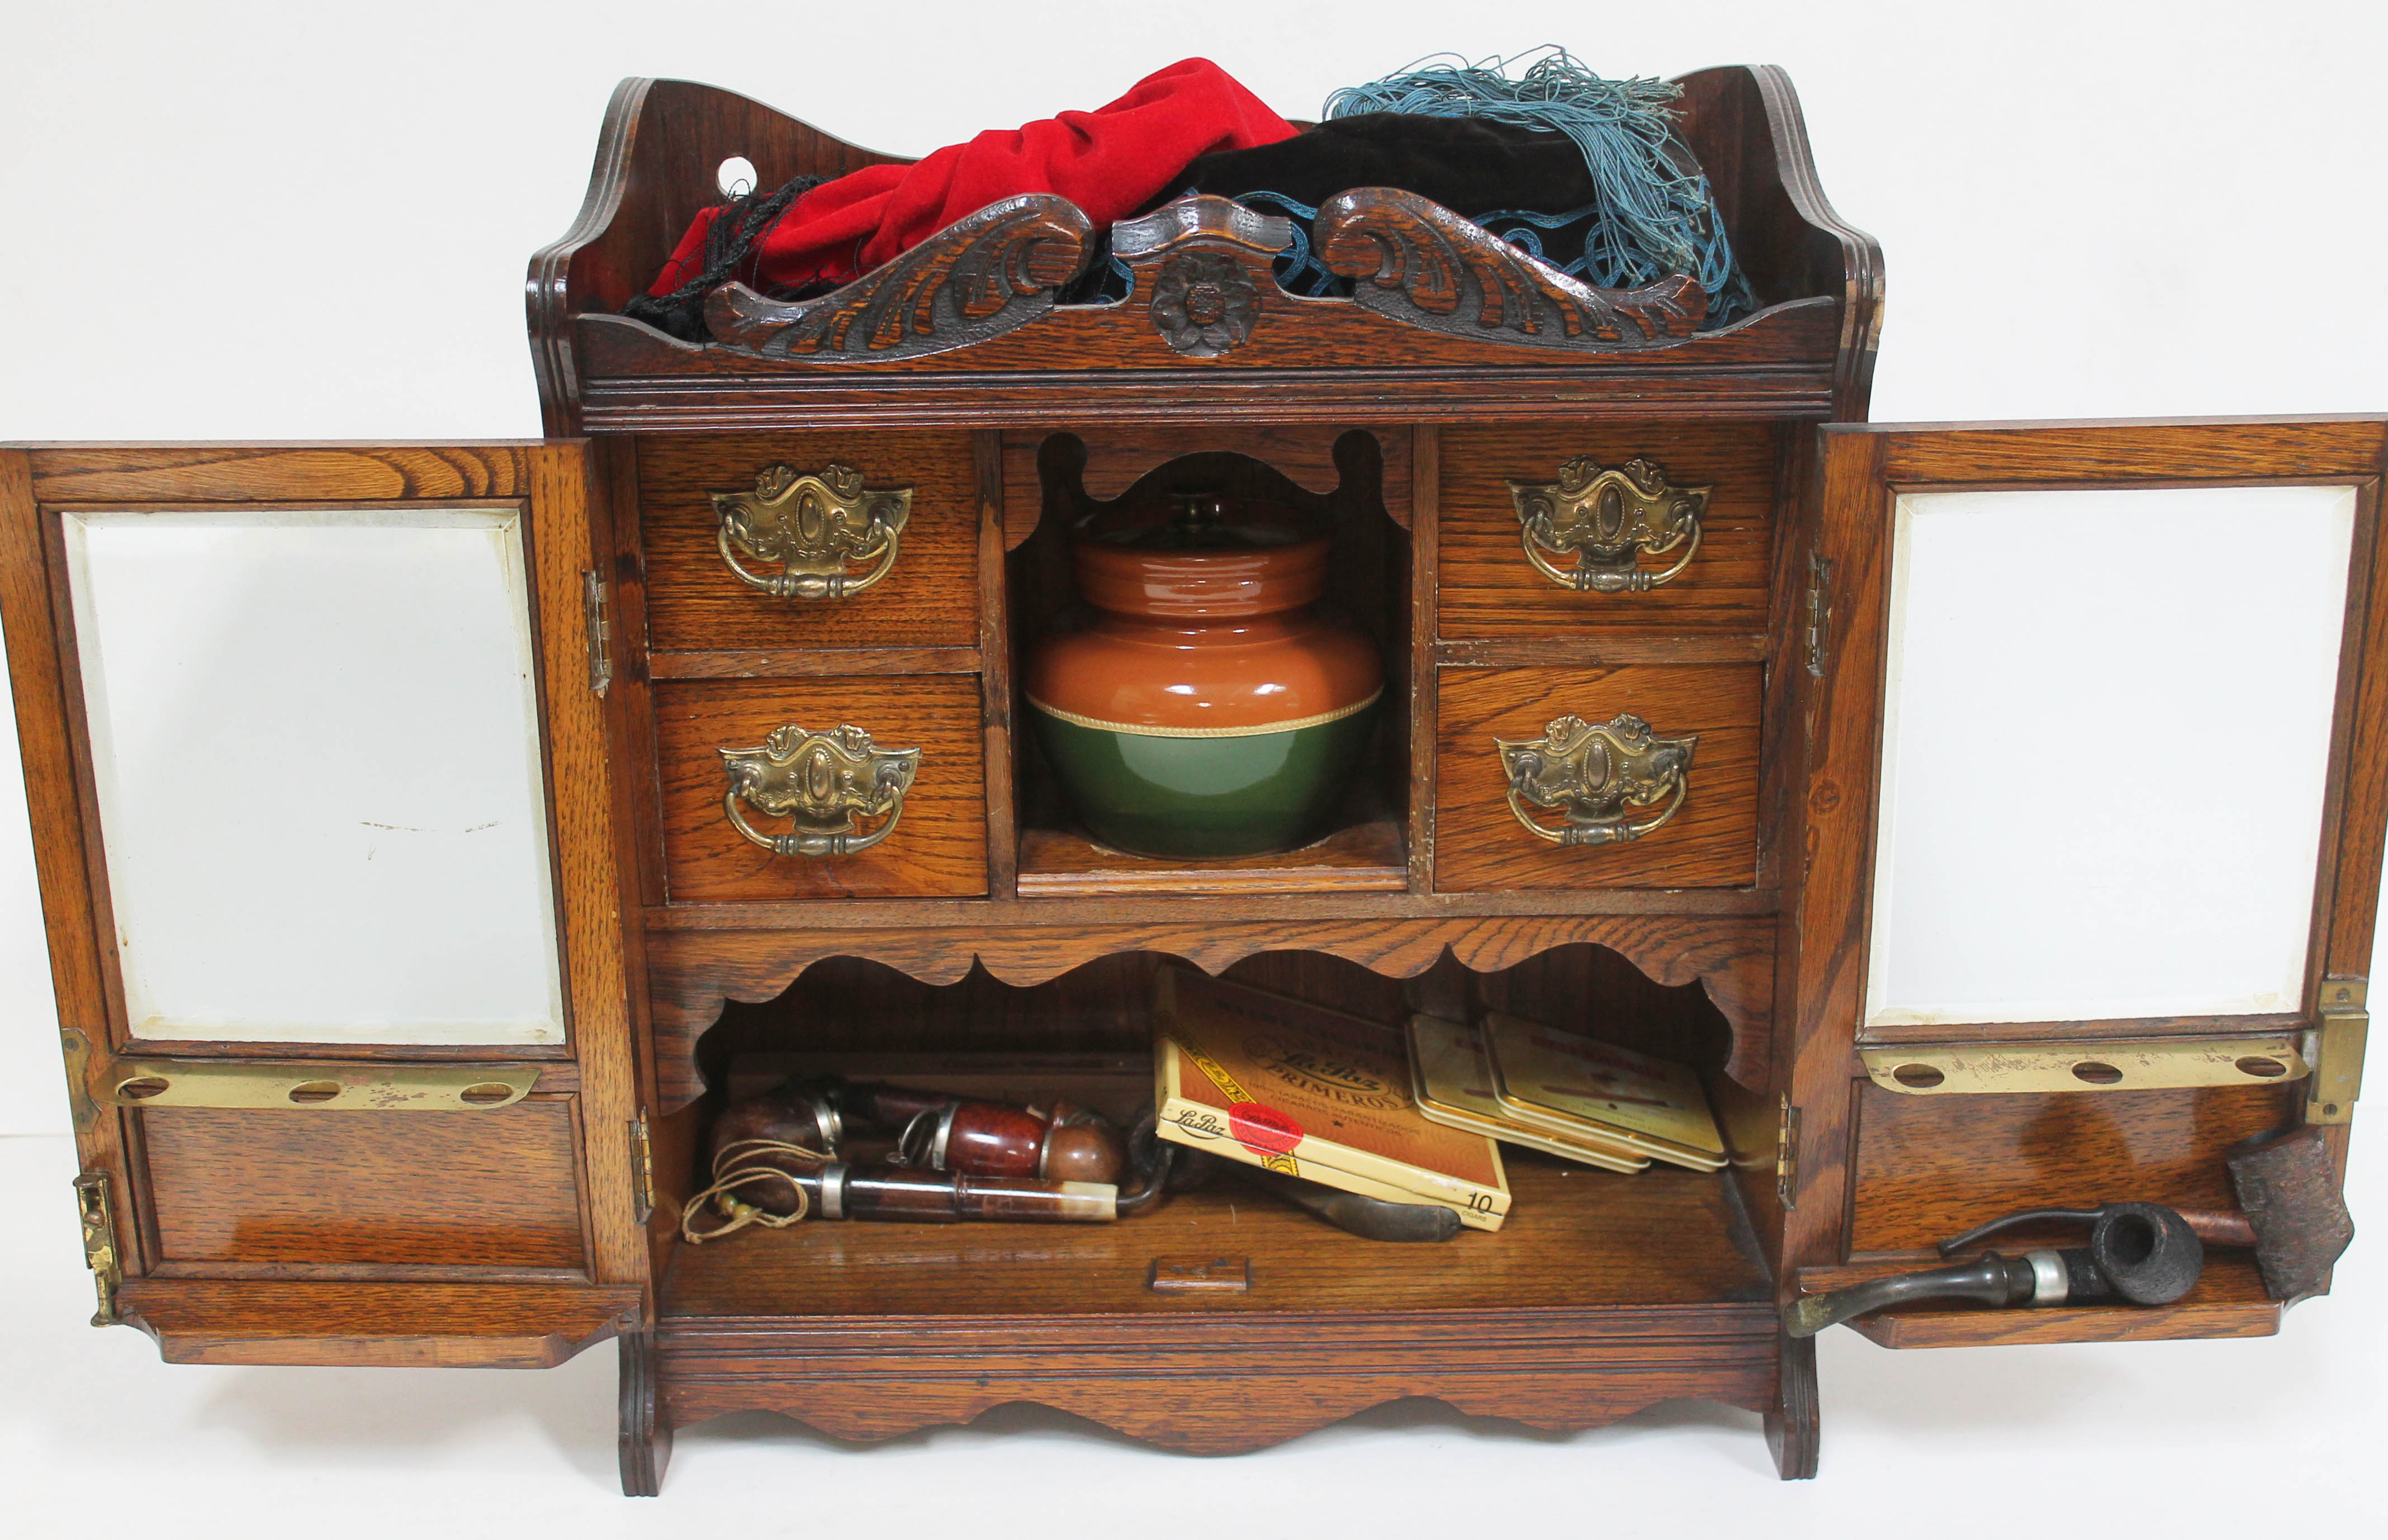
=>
[140,1098,586,1273]
[654,675,988,902]
[1438,422,1779,637]
[1434,665,1760,890]
[638,430,980,653]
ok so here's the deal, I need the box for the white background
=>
[2,0,2383,1532]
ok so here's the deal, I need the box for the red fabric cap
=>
[646,59,1295,298]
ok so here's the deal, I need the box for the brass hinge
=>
[2307,978,2367,1125]
[628,1114,655,1224]
[73,1173,121,1326]
[59,1027,101,1134]
[1775,1096,1801,1208]
[582,570,613,697]
[1803,552,1832,678]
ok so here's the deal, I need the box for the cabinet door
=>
[1,443,643,1366]
[1789,417,2386,1345]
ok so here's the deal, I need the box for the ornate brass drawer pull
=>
[721,723,919,857]
[1496,713,1698,846]
[1506,456,1708,593]
[712,462,913,599]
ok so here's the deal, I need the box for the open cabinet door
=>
[1791,417,2386,1347]
[1,443,646,1366]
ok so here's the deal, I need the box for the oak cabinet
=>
[6,65,2377,1494]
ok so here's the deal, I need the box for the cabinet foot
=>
[1764,1329,1819,1479]
[618,1327,671,1496]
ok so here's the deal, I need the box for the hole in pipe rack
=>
[286,1081,342,1104]
[2236,1056,2290,1079]
[2071,1062,2124,1086]
[1891,1063,1945,1089]
[116,1076,169,1100]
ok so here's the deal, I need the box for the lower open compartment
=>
[647,944,1789,1452]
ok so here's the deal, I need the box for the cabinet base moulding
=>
[651,1309,1784,1455]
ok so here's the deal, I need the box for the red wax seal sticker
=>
[1229,1102,1302,1156]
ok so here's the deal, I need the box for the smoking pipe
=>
[1784,1201,2205,1338]
[896,1098,1127,1186]
[778,1162,1119,1223]
[1248,1170,1462,1242]
[1940,1126,2355,1302]
[698,1080,840,1221]
[830,1078,949,1131]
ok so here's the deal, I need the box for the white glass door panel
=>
[63,507,565,1044]
[1865,484,2357,1028]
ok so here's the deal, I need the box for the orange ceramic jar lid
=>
[1071,534,1329,619]
[1028,534,1379,736]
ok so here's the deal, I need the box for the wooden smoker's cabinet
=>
[5,68,2380,1492]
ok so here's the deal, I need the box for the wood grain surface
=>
[1016,817,1407,897]
[1846,1081,2297,1255]
[636,430,979,652]
[576,352,1841,434]
[138,1100,587,1270]
[1439,421,1782,636]
[115,1279,639,1367]
[1435,665,1762,890]
[0,449,143,1267]
[666,1155,1766,1316]
[652,675,987,901]
[529,74,911,433]
[22,443,536,503]
[527,440,653,1295]
[654,1302,1779,1454]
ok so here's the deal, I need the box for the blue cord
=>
[1324,47,1755,324]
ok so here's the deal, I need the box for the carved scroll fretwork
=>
[643,913,1775,1113]
[706,193,1094,360]
[1315,187,1705,349]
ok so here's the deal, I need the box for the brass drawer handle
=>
[1506,456,1708,593]
[1496,712,1698,846]
[713,462,913,599]
[721,723,919,857]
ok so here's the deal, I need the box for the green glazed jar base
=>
[1030,705,1377,860]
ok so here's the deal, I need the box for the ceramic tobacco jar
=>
[1025,490,1381,858]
